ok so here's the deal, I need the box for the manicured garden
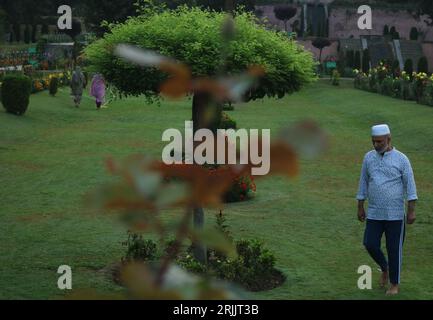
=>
[1,80,433,299]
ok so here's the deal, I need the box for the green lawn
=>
[1,81,433,300]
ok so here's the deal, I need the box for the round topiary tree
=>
[273,5,297,32]
[85,5,316,263]
[1,75,32,116]
[312,37,331,64]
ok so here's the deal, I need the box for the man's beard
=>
[375,144,388,154]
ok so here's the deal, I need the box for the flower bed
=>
[354,64,433,107]
[30,71,71,94]
[1,70,71,96]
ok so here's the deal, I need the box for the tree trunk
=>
[191,92,215,265]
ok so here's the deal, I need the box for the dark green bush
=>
[178,237,283,291]
[1,75,32,115]
[173,211,285,291]
[213,239,282,291]
[223,174,256,203]
[122,232,157,262]
[49,77,59,96]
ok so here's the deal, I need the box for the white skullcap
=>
[371,124,391,136]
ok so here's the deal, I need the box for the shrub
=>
[121,232,157,262]
[223,174,256,203]
[1,75,31,115]
[422,81,433,106]
[368,72,377,93]
[174,212,286,291]
[380,77,394,96]
[343,67,355,78]
[219,112,237,130]
[215,211,232,242]
[413,72,429,103]
[392,78,402,98]
[214,239,282,291]
[178,237,283,291]
[331,69,340,86]
[49,77,59,96]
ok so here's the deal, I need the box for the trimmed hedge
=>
[1,75,32,115]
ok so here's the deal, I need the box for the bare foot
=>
[386,284,399,295]
[379,271,389,289]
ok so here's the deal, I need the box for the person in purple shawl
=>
[90,73,106,109]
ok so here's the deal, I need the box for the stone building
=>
[256,1,433,72]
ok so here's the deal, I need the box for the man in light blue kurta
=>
[357,124,417,295]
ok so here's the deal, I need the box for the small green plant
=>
[122,232,157,263]
[331,69,340,86]
[176,214,285,292]
[219,112,237,130]
[1,74,32,116]
[215,210,232,242]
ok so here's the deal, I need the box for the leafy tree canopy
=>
[85,6,316,101]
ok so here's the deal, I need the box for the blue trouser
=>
[363,219,405,285]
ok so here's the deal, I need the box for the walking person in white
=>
[357,124,418,295]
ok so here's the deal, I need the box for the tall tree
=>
[81,0,138,36]
[85,6,315,264]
